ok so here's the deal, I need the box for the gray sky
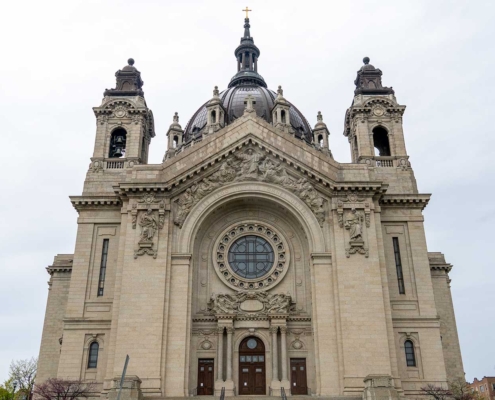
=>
[0,0,493,384]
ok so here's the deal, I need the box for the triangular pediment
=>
[114,114,387,227]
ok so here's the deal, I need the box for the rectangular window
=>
[480,386,485,392]
[97,239,109,296]
[392,237,405,294]
[492,383,495,391]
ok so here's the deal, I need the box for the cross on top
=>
[242,7,252,18]
[244,94,256,113]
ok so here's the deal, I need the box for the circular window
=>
[214,223,290,290]
[228,236,274,279]
[247,338,258,349]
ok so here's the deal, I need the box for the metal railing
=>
[220,386,225,400]
[281,387,287,400]
[106,160,125,169]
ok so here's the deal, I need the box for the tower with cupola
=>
[89,58,155,177]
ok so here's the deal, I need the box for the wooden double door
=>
[290,358,308,395]
[197,359,214,395]
[239,337,266,395]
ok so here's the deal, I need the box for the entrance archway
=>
[239,337,266,395]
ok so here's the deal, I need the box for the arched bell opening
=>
[372,126,391,156]
[281,110,287,124]
[109,128,127,158]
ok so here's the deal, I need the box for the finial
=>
[128,58,135,66]
[173,112,179,123]
[242,6,252,19]
[277,85,284,96]
[317,111,323,122]
[213,86,219,96]
[363,57,370,65]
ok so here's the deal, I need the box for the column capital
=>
[217,326,225,334]
[269,326,279,334]
[226,327,235,334]
[280,326,288,334]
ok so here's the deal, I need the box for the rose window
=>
[214,223,289,290]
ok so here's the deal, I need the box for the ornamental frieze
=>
[207,291,295,318]
[173,149,326,227]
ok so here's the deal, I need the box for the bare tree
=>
[8,358,37,395]
[32,379,96,400]
[449,378,484,400]
[421,384,452,400]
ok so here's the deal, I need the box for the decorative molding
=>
[173,148,326,227]
[380,194,431,210]
[207,291,295,318]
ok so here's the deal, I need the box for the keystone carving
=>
[207,291,294,317]
[174,149,325,227]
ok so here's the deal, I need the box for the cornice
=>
[114,138,389,199]
[379,194,431,210]
[70,196,122,211]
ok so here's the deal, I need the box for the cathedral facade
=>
[37,16,464,400]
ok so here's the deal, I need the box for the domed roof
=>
[183,85,312,144]
[182,16,313,145]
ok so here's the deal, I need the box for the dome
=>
[181,17,313,146]
[183,85,312,144]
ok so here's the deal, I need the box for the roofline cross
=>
[242,7,252,19]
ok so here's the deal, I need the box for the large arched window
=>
[109,128,127,158]
[404,340,416,367]
[88,342,99,369]
[372,126,391,156]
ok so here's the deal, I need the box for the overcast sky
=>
[0,0,493,385]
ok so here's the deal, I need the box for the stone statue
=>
[345,209,364,241]
[139,208,158,242]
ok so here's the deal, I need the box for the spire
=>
[229,11,267,88]
[243,17,251,38]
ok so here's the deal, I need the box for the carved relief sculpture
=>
[207,291,294,317]
[344,209,368,258]
[173,149,325,227]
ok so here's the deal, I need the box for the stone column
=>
[254,56,258,72]
[280,326,288,382]
[216,327,224,382]
[271,326,279,381]
[226,327,234,381]
[241,53,245,70]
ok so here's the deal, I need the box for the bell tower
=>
[90,58,155,172]
[344,57,409,170]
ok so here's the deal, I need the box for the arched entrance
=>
[239,336,266,395]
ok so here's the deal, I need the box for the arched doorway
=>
[239,337,266,395]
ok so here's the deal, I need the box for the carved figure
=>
[235,148,265,180]
[345,209,364,240]
[173,149,326,227]
[139,208,158,242]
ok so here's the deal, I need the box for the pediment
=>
[114,115,387,218]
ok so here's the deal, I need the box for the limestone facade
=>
[37,17,464,400]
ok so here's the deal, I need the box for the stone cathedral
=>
[37,14,464,400]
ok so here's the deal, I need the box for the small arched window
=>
[88,342,99,369]
[109,128,127,158]
[211,110,216,124]
[281,110,286,124]
[372,126,391,156]
[404,340,416,367]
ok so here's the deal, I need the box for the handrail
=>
[281,387,287,400]
[220,386,225,400]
